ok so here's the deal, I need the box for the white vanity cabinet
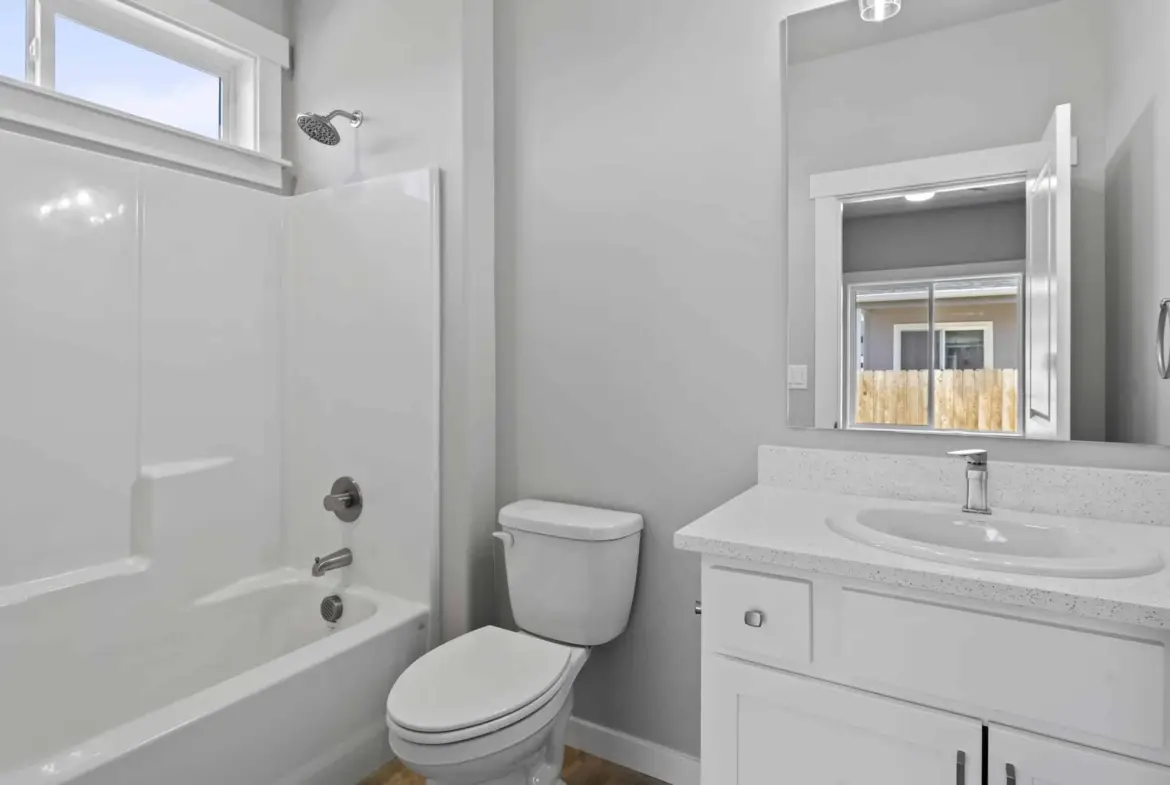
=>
[699,561,1170,785]
[988,727,1170,785]
[704,656,983,784]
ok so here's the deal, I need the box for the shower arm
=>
[323,109,363,128]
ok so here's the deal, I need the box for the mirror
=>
[784,0,1170,445]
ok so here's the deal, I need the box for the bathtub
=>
[0,568,428,785]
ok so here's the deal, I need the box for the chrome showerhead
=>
[296,109,364,146]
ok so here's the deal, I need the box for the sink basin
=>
[828,508,1163,578]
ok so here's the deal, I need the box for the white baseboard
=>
[566,717,699,785]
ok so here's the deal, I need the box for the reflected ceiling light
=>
[75,190,93,207]
[904,191,936,203]
[859,0,901,22]
[57,197,71,210]
[39,204,52,217]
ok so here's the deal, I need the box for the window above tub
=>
[0,0,289,188]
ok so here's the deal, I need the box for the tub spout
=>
[312,547,353,577]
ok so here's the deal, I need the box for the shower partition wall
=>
[0,123,441,784]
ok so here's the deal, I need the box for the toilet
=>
[386,499,643,785]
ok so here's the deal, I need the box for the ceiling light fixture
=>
[904,191,936,203]
[859,0,902,23]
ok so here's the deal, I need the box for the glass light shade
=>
[859,0,902,22]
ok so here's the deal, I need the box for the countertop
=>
[675,484,1170,630]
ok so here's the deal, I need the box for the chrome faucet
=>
[312,547,353,577]
[948,449,990,514]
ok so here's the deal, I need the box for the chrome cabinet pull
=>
[956,751,966,785]
[1158,299,1170,380]
[744,609,765,627]
[694,601,702,615]
[1006,763,1016,785]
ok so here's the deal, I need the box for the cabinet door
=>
[989,726,1170,785]
[702,656,982,785]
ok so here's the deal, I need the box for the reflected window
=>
[849,275,1022,434]
[894,324,992,371]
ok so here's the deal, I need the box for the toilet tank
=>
[497,500,642,647]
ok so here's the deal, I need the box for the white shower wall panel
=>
[0,129,285,590]
[283,170,441,609]
[0,129,439,619]
[139,168,285,589]
[0,130,139,585]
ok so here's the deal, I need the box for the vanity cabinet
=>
[704,656,982,785]
[699,561,1170,784]
[988,727,1170,785]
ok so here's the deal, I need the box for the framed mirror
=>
[784,0,1170,446]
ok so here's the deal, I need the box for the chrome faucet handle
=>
[322,477,362,523]
[323,492,353,511]
[949,449,991,514]
[948,449,988,467]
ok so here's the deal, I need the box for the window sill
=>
[0,74,289,189]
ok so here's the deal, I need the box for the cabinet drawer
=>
[838,590,1166,748]
[704,566,811,665]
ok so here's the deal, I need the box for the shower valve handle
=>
[323,477,363,523]
[323,492,354,511]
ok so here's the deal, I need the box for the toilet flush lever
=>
[493,531,514,548]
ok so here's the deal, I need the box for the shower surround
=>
[0,128,440,783]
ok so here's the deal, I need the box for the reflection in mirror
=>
[784,0,1170,446]
[849,275,1023,434]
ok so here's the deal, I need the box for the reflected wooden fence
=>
[856,369,1018,432]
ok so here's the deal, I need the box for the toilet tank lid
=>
[499,500,643,541]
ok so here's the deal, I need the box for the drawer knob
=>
[694,601,702,615]
[744,610,765,628]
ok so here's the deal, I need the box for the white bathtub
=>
[0,568,428,785]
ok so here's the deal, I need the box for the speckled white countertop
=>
[675,484,1170,629]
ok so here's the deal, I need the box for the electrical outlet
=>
[787,364,808,390]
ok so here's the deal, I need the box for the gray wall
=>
[1104,0,1170,445]
[786,0,1107,439]
[495,0,789,757]
[210,0,288,34]
[495,0,1168,762]
[287,0,499,642]
[843,201,1026,273]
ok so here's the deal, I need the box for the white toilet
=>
[386,499,643,785]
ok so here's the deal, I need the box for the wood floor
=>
[359,747,666,785]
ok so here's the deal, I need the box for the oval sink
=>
[828,508,1163,578]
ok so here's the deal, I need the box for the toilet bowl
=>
[386,500,643,785]
[387,626,589,785]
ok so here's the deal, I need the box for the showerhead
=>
[296,109,364,146]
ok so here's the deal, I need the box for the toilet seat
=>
[387,627,585,746]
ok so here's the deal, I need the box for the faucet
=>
[948,449,990,514]
[312,547,353,577]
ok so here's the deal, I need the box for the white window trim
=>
[893,321,995,372]
[0,0,289,188]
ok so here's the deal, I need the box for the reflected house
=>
[850,276,1023,434]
